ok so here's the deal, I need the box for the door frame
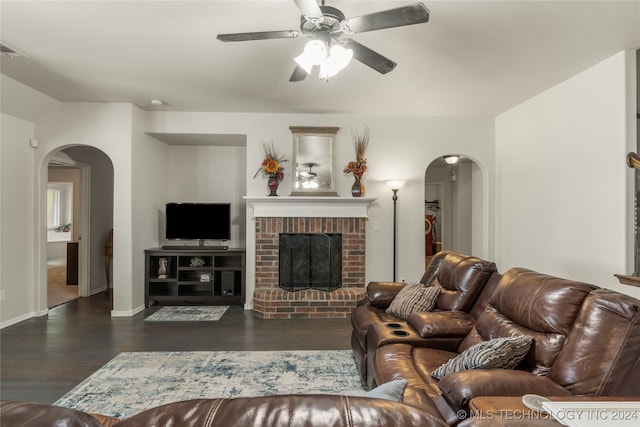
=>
[77,162,91,297]
[46,155,91,298]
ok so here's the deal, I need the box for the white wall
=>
[148,113,496,305]
[471,162,484,256]
[166,144,247,247]
[495,50,639,299]
[35,103,139,315]
[132,107,170,311]
[451,162,472,255]
[4,51,638,325]
[0,113,37,326]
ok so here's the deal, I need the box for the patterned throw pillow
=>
[386,283,440,319]
[431,335,533,380]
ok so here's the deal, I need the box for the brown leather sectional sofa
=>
[351,251,640,424]
[0,395,449,427]
[3,251,639,426]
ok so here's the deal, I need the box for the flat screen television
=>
[165,202,231,244]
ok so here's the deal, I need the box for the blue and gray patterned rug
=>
[54,350,365,419]
[144,306,229,321]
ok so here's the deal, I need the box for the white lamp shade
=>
[296,39,354,80]
[444,155,459,164]
[305,40,326,65]
[319,61,340,79]
[295,40,328,74]
[329,44,353,70]
[294,53,314,74]
[318,45,353,79]
[385,180,406,190]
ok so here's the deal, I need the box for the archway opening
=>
[424,155,484,266]
[43,145,114,310]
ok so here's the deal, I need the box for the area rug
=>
[144,306,229,321]
[54,350,365,419]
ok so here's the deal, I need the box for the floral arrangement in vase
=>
[344,126,369,197]
[254,140,287,196]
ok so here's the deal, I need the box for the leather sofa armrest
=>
[407,311,475,338]
[437,369,572,410]
[366,281,407,308]
[0,400,106,427]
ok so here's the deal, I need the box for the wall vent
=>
[0,43,28,58]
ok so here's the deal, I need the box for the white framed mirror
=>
[290,126,339,196]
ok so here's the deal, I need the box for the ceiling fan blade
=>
[344,2,430,34]
[289,64,309,82]
[293,0,323,19]
[342,39,396,74]
[217,30,300,42]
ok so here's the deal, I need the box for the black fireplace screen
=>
[279,233,342,292]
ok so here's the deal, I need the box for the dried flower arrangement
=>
[343,126,369,178]
[254,140,287,181]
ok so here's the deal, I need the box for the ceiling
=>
[1,0,639,118]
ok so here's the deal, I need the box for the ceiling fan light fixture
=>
[294,39,329,74]
[218,1,431,82]
[329,44,353,70]
[305,40,327,64]
[294,52,314,74]
[317,43,354,79]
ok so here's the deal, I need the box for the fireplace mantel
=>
[245,196,377,218]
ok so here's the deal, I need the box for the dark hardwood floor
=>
[0,293,353,404]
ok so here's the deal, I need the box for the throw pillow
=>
[431,335,533,380]
[364,379,408,402]
[386,283,440,319]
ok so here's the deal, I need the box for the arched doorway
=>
[425,154,485,266]
[42,145,114,310]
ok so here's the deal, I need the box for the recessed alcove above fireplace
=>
[245,196,376,319]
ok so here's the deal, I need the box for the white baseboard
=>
[88,286,107,296]
[0,311,39,329]
[111,304,145,317]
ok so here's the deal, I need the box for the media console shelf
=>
[144,248,245,307]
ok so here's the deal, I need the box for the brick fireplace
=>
[246,197,375,319]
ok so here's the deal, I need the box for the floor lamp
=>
[385,180,406,282]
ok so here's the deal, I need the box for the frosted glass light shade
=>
[444,155,459,164]
[294,40,327,74]
[318,45,353,79]
[385,180,406,191]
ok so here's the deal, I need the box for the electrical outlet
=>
[373,221,380,231]
[0,290,5,301]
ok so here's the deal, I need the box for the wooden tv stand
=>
[144,247,245,307]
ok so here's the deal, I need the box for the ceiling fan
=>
[216,0,430,82]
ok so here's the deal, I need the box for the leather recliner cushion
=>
[548,288,640,395]
[459,268,597,375]
[419,251,497,312]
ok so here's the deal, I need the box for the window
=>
[47,182,73,241]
